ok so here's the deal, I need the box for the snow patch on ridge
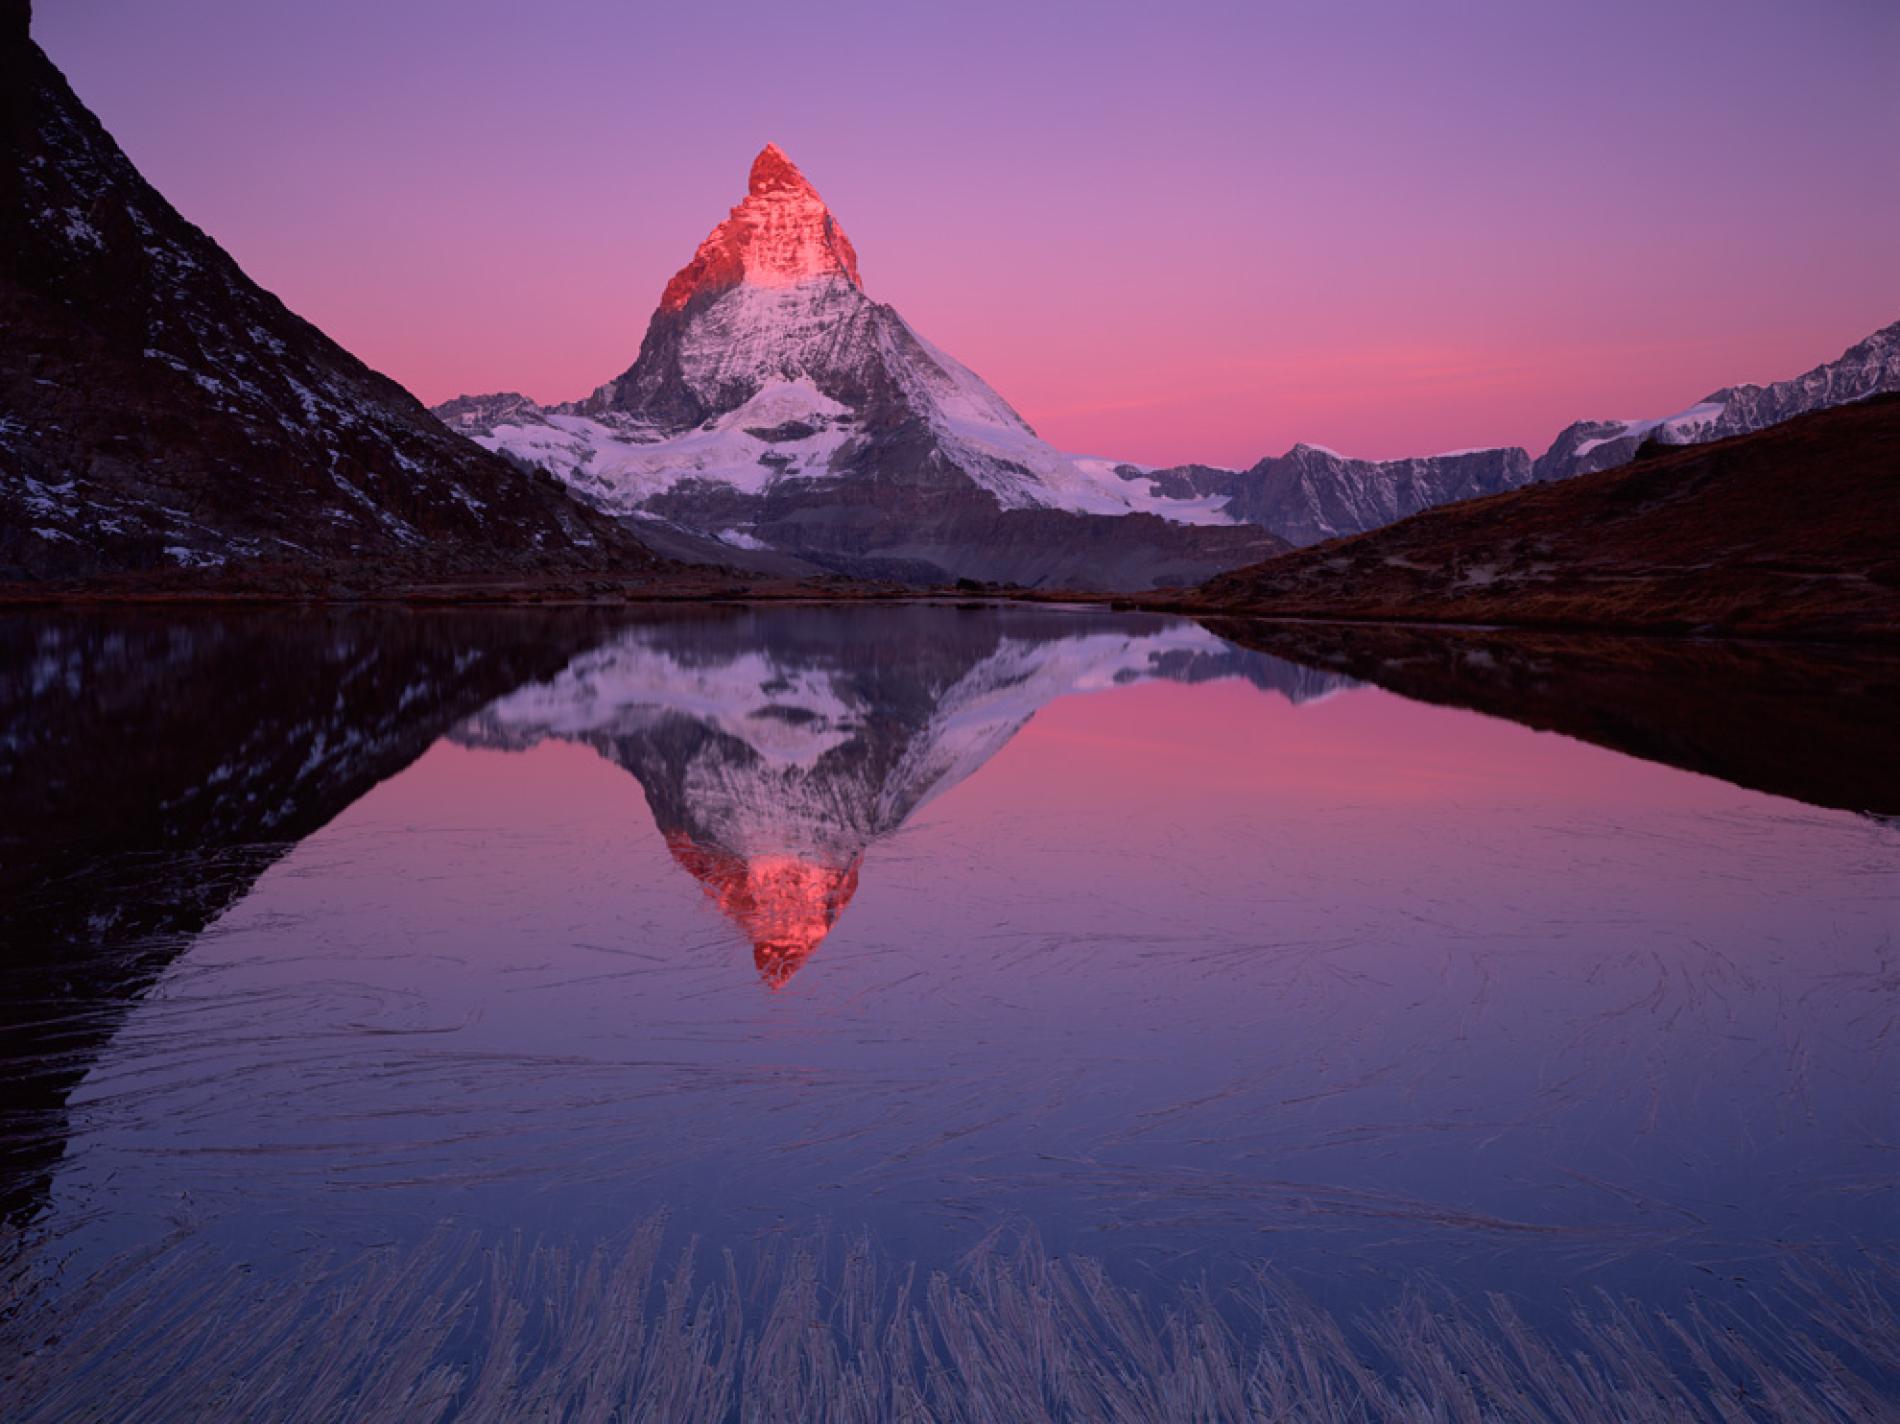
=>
[471,379,854,514]
[886,320,1239,523]
[1570,400,1729,460]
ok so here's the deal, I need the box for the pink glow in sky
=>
[37,0,1900,466]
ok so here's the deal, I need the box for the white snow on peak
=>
[478,638,860,770]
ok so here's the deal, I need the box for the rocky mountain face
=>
[1220,444,1533,548]
[0,6,659,585]
[455,606,1352,986]
[1531,321,1900,483]
[439,146,1284,589]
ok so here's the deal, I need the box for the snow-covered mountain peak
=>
[659,143,861,314]
[433,146,1289,583]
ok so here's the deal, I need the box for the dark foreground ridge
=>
[1193,395,1900,641]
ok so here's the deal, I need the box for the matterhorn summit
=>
[657,144,862,310]
[437,145,1283,587]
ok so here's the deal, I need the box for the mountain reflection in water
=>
[1,605,1895,1422]
[0,606,1345,1220]
[450,612,1350,984]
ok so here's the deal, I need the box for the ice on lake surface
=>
[2,606,1895,1420]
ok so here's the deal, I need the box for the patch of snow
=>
[479,379,855,514]
[1571,400,1730,460]
[60,209,103,249]
[164,545,226,568]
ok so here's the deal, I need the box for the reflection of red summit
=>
[658,144,863,313]
[664,832,863,989]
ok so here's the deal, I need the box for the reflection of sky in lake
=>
[30,614,1900,1336]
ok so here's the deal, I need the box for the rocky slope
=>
[439,146,1284,589]
[0,4,663,587]
[1196,394,1900,640]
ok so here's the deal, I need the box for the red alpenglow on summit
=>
[660,144,861,313]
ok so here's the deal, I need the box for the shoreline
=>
[4,580,1894,646]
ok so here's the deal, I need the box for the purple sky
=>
[37,0,1900,465]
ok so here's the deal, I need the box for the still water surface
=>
[2,606,1894,1417]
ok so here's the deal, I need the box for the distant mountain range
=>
[0,4,662,586]
[1198,393,1900,641]
[440,143,1897,577]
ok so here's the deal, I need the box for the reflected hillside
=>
[456,607,1353,985]
[1210,620,1900,816]
[0,610,617,1223]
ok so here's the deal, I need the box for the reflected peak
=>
[665,833,861,989]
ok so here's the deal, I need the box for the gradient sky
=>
[37,0,1900,466]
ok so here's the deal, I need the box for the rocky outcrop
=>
[655,143,862,315]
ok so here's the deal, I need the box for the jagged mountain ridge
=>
[1128,320,1900,548]
[1529,320,1900,483]
[0,5,660,584]
[438,145,1284,589]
